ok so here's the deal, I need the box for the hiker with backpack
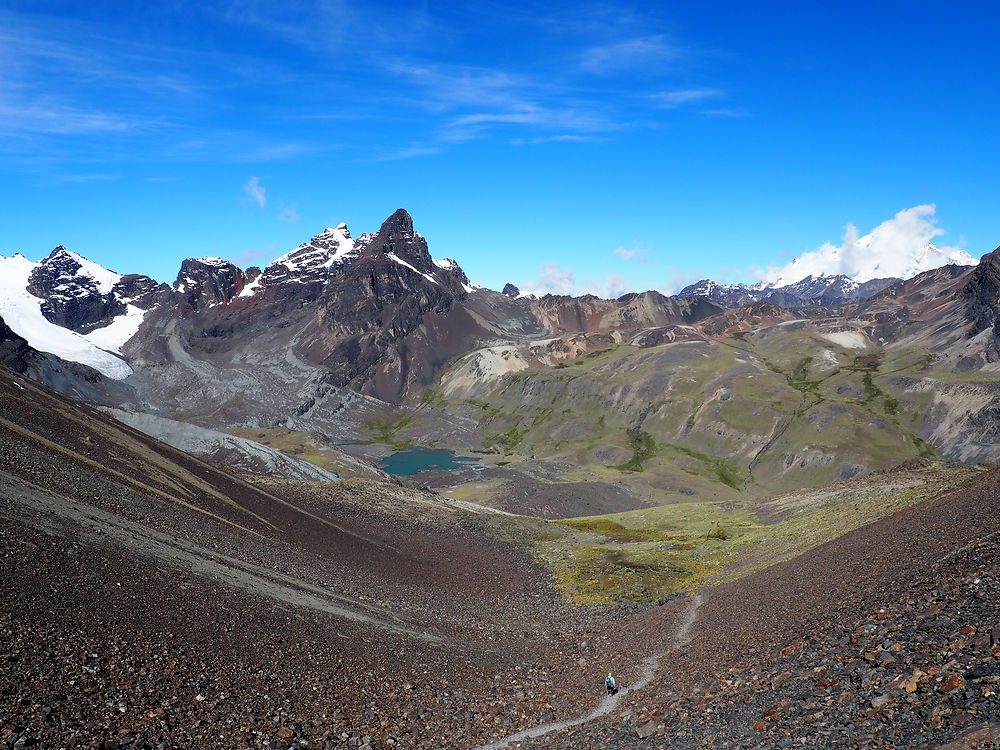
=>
[605,673,618,695]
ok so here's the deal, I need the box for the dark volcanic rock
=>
[24,247,164,334]
[0,314,37,374]
[259,224,359,286]
[961,247,1000,357]
[174,257,252,310]
[27,246,126,332]
[503,283,521,297]
[113,273,169,309]
[363,208,440,276]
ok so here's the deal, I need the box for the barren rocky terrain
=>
[3,363,999,749]
[4,238,1000,750]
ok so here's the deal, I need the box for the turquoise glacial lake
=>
[379,448,482,476]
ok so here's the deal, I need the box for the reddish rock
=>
[932,723,1000,749]
[937,674,966,694]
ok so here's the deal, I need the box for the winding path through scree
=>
[472,593,703,750]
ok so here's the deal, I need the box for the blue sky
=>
[2,1,998,295]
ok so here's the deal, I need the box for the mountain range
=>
[2,207,1000,492]
[5,208,1000,749]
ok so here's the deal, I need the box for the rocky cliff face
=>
[174,257,254,310]
[119,209,732,421]
[119,209,497,429]
[960,247,1000,350]
[25,246,164,333]
[527,291,724,334]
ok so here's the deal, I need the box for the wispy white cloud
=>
[242,176,266,208]
[217,0,435,56]
[511,134,605,145]
[0,98,132,136]
[391,63,529,111]
[519,265,629,299]
[580,35,680,74]
[362,144,442,162]
[277,206,300,224]
[226,248,268,267]
[584,274,628,299]
[613,246,654,264]
[45,172,121,184]
[170,137,322,164]
[649,89,722,108]
[0,3,737,171]
[439,104,620,143]
[701,108,749,118]
[660,268,703,295]
[519,263,578,296]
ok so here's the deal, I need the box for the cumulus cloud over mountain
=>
[763,205,977,285]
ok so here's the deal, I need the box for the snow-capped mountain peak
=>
[768,205,977,286]
[38,245,124,296]
[260,224,359,286]
[0,249,149,379]
[251,214,481,294]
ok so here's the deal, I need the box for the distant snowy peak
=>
[35,245,123,295]
[770,206,978,286]
[889,240,979,281]
[0,249,152,379]
[243,211,481,295]
[260,223,360,286]
[686,206,981,309]
[772,241,977,287]
[678,273,899,308]
[24,245,165,337]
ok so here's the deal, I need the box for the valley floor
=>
[2,372,998,749]
[495,468,1000,749]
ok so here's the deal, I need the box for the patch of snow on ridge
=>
[272,224,355,269]
[238,275,263,297]
[83,304,148,354]
[0,254,133,379]
[53,247,122,294]
[433,257,481,293]
[821,331,868,349]
[388,252,439,285]
[765,205,977,286]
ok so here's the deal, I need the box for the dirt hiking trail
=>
[472,593,703,750]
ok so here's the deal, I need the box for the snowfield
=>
[821,331,869,349]
[0,253,136,379]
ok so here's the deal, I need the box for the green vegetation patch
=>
[535,463,981,606]
[485,421,527,455]
[557,517,662,542]
[417,385,447,408]
[553,545,695,605]
[364,414,414,449]
[663,443,743,489]
[612,427,656,472]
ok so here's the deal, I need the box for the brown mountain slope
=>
[0,367,623,748]
[517,466,1000,749]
